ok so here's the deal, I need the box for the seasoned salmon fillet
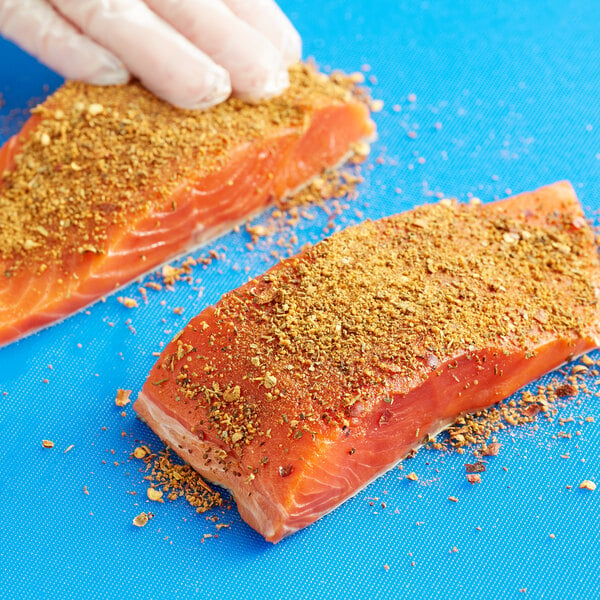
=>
[134,181,600,542]
[0,65,374,347]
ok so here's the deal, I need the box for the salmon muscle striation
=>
[0,65,375,347]
[134,181,600,542]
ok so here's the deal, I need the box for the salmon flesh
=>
[0,65,374,347]
[134,181,600,542]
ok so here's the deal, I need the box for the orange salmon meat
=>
[0,65,374,347]
[135,181,600,542]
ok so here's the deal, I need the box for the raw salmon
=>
[0,65,374,347]
[134,181,600,542]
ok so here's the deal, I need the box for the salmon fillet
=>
[134,181,600,543]
[0,65,374,347]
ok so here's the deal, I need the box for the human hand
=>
[0,0,302,109]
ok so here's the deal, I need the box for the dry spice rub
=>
[135,182,600,542]
[173,195,596,430]
[0,64,368,270]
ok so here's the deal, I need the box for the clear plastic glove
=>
[0,0,302,109]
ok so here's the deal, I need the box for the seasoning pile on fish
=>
[135,181,600,542]
[0,65,374,347]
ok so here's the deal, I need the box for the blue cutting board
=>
[1,1,599,598]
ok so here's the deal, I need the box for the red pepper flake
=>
[173,306,185,315]
[448,496,459,503]
[383,564,390,571]
[279,465,294,477]
[555,383,577,397]
[466,474,482,484]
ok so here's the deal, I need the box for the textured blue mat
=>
[1,1,599,598]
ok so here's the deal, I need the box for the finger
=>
[0,0,129,85]
[222,0,302,66]
[50,0,231,109]
[144,0,289,102]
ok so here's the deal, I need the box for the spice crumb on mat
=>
[146,487,164,502]
[579,479,596,491]
[115,389,131,407]
[133,512,150,527]
[118,297,138,309]
[41,439,54,449]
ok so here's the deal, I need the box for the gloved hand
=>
[0,0,302,109]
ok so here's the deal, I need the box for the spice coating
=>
[0,65,363,269]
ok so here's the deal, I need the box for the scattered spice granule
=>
[41,439,54,449]
[133,446,148,459]
[133,512,150,527]
[406,472,419,482]
[448,496,459,503]
[371,99,384,112]
[115,388,131,407]
[147,487,164,502]
[64,444,75,453]
[466,474,482,484]
[549,533,556,539]
[579,479,596,491]
[383,564,390,571]
[118,297,138,309]
[465,461,486,474]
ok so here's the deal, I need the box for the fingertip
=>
[259,67,290,99]
[280,29,302,66]
[86,63,130,86]
[232,64,289,103]
[166,65,232,110]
